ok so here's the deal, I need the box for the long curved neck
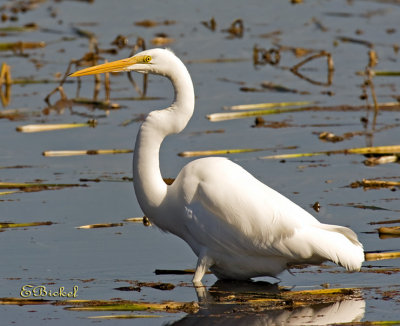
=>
[133,62,194,217]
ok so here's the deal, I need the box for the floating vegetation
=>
[0,62,11,107]
[0,190,19,196]
[253,46,281,66]
[0,297,198,313]
[336,36,373,48]
[0,41,45,54]
[124,217,144,223]
[290,51,334,86]
[206,285,362,310]
[207,106,309,122]
[0,23,39,33]
[142,216,151,226]
[124,216,151,226]
[16,120,97,133]
[0,285,368,322]
[64,299,199,313]
[178,146,297,157]
[364,155,399,166]
[134,19,176,28]
[88,314,162,319]
[79,176,132,183]
[0,221,53,229]
[331,203,390,211]
[350,179,400,190]
[318,131,346,143]
[260,145,400,161]
[0,297,51,305]
[76,223,123,229]
[0,182,85,191]
[207,102,400,122]
[372,71,400,77]
[72,98,120,109]
[365,251,400,261]
[201,17,217,31]
[240,81,301,93]
[115,280,175,291]
[223,19,244,38]
[43,149,132,157]
[223,101,314,111]
[378,227,400,236]
[369,219,400,226]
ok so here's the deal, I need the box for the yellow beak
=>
[69,55,150,77]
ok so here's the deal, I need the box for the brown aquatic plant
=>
[253,45,281,66]
[350,179,400,190]
[201,17,217,31]
[0,62,11,107]
[290,51,334,86]
[224,19,244,38]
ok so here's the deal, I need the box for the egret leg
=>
[192,249,213,285]
[194,285,214,303]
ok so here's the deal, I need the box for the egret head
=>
[69,48,178,77]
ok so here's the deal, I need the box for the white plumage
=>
[70,48,364,284]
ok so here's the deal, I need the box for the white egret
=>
[70,48,364,284]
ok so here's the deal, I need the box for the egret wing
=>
[177,157,319,257]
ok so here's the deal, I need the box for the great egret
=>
[70,48,364,284]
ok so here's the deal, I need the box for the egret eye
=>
[144,55,152,63]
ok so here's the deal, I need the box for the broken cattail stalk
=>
[0,24,39,33]
[207,106,309,122]
[76,223,124,229]
[364,155,399,166]
[124,216,151,226]
[16,120,97,133]
[351,179,400,189]
[0,190,19,196]
[0,182,83,190]
[72,98,120,109]
[0,41,45,52]
[123,217,144,222]
[223,101,314,111]
[88,315,162,319]
[179,148,266,157]
[373,71,400,76]
[378,227,400,236]
[261,145,400,160]
[0,221,53,228]
[369,219,400,225]
[290,51,334,86]
[178,146,297,157]
[365,251,400,261]
[11,78,74,85]
[42,149,133,157]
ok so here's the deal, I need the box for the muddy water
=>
[1,0,400,324]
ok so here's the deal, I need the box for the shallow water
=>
[1,0,400,324]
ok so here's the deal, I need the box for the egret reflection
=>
[171,280,365,326]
